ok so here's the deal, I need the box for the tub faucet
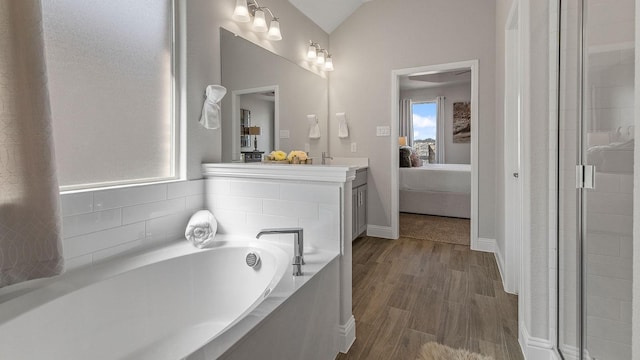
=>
[256,227,304,276]
[321,152,333,165]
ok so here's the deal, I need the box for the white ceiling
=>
[288,0,371,34]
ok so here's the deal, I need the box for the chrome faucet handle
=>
[256,227,305,276]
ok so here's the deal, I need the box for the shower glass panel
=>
[558,0,635,359]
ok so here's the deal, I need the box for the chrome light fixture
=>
[307,41,318,59]
[232,0,251,22]
[307,41,334,71]
[316,49,326,65]
[232,0,282,41]
[324,55,334,71]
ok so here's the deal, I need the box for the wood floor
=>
[336,227,523,360]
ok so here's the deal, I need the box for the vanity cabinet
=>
[352,168,368,241]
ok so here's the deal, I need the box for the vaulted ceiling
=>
[288,0,372,33]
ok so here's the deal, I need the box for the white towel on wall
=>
[308,114,321,139]
[199,85,227,129]
[185,210,218,248]
[337,112,349,138]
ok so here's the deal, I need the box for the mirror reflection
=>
[220,28,328,162]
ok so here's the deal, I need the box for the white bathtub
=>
[0,237,339,360]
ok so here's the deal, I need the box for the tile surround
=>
[61,180,205,270]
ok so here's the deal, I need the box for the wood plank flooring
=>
[336,227,523,360]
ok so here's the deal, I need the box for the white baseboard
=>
[494,243,506,288]
[472,237,496,253]
[519,321,558,360]
[366,225,394,239]
[338,315,356,353]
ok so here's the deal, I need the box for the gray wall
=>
[183,0,329,178]
[328,0,497,236]
[401,83,472,165]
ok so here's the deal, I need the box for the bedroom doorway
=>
[391,60,479,248]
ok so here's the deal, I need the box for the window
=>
[43,0,178,190]
[411,101,438,163]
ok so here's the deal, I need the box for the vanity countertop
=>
[319,157,369,170]
[202,162,361,184]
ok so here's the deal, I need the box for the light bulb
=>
[316,50,325,65]
[252,9,268,32]
[232,0,251,22]
[324,56,334,71]
[307,43,317,59]
[267,19,282,40]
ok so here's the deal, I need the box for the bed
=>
[399,163,471,218]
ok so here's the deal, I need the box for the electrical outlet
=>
[304,143,310,152]
[376,126,390,136]
[351,142,357,152]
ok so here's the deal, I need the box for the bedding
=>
[399,163,471,219]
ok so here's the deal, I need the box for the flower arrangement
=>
[264,150,311,164]
[268,150,287,161]
[287,150,308,161]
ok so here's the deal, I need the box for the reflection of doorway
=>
[231,85,279,162]
[391,60,478,248]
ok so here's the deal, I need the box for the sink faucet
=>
[321,152,333,165]
[256,227,304,276]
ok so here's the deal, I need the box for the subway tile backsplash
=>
[61,180,205,270]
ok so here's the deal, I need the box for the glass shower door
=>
[558,0,635,359]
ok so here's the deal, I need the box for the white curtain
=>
[436,96,446,163]
[399,99,413,146]
[0,0,64,287]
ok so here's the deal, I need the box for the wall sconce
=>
[306,41,334,71]
[233,0,282,41]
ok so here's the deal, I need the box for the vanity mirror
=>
[220,28,329,162]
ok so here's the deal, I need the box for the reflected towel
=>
[337,112,349,138]
[308,114,321,139]
[185,210,218,248]
[199,85,227,129]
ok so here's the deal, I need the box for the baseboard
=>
[519,321,558,360]
[366,225,394,239]
[338,315,356,353]
[494,243,506,289]
[472,237,496,253]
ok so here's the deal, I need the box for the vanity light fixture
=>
[324,55,334,71]
[306,41,334,71]
[307,42,318,59]
[316,49,326,65]
[232,0,282,41]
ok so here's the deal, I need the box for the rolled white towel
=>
[185,210,218,248]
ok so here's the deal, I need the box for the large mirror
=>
[220,28,329,162]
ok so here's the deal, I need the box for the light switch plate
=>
[376,126,390,136]
[279,130,290,139]
[351,143,357,152]
[304,143,310,152]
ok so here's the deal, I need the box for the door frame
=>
[390,59,479,248]
[503,0,524,295]
[231,85,279,162]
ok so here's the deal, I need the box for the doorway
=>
[391,60,479,248]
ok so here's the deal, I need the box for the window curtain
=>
[436,96,446,163]
[399,99,413,146]
[0,0,64,287]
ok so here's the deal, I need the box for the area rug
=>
[416,342,493,360]
[399,213,470,246]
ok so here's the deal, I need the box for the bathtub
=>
[0,237,340,360]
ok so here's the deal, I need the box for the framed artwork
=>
[453,102,471,143]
